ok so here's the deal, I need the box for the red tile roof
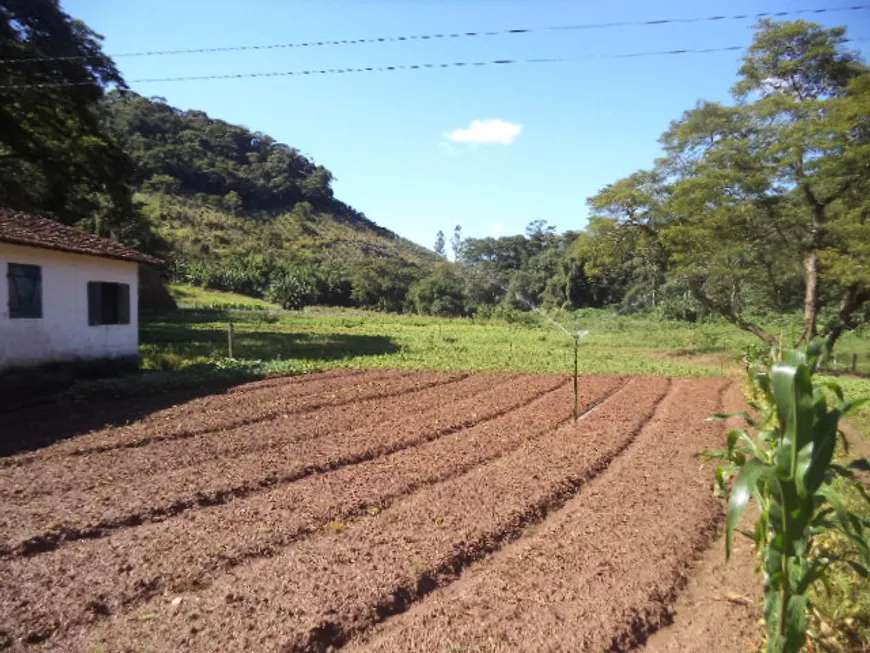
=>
[0,209,161,265]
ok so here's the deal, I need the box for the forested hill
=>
[96,91,439,309]
[1,0,438,313]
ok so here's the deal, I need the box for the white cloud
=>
[491,223,504,234]
[446,119,523,145]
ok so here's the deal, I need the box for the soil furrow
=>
[0,369,368,461]
[0,374,560,557]
[53,377,669,653]
[346,378,731,653]
[0,370,368,469]
[0,372,474,502]
[637,381,763,653]
[1,371,428,465]
[0,377,627,646]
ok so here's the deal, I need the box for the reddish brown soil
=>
[639,382,765,653]
[0,370,738,652]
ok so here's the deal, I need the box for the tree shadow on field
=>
[0,326,399,458]
[141,322,400,362]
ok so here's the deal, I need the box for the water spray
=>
[511,290,589,421]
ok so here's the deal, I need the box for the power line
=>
[1,4,867,65]
[5,38,868,90]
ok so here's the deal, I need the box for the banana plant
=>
[703,339,870,653]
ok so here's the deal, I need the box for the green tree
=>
[583,171,671,313]
[409,265,466,316]
[587,20,870,347]
[349,258,419,312]
[221,191,243,216]
[451,225,463,260]
[0,0,143,242]
[434,230,446,258]
[266,269,315,310]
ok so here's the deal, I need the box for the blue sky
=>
[65,0,870,251]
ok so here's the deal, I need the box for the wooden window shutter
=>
[8,263,42,319]
[118,284,131,324]
[87,282,102,325]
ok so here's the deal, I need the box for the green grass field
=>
[168,283,281,311]
[141,306,744,376]
[144,285,870,439]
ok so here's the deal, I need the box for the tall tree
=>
[451,225,463,261]
[0,0,144,242]
[596,19,870,348]
[730,19,869,342]
[434,230,446,258]
[584,171,671,312]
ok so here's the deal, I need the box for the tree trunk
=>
[801,251,820,344]
[798,180,827,345]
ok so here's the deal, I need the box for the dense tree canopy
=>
[100,92,338,216]
[0,0,146,242]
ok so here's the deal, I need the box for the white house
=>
[0,209,161,374]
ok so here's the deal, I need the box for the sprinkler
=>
[572,330,590,421]
[510,290,590,421]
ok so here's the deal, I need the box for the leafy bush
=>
[409,266,467,317]
[266,271,315,310]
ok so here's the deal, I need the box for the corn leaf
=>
[727,458,773,559]
[801,411,839,497]
[771,363,814,476]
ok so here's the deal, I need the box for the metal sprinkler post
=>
[572,330,589,422]
[573,334,579,421]
[509,291,589,421]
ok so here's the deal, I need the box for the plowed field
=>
[0,369,740,652]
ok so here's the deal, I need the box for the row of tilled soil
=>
[56,376,671,653]
[0,373,561,556]
[1,368,420,467]
[0,376,627,647]
[349,378,736,652]
[0,371,473,503]
[0,370,372,458]
[0,368,367,462]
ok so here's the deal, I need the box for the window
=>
[7,263,43,319]
[88,282,130,325]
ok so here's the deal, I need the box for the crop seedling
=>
[703,339,870,653]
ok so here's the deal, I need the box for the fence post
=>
[228,322,234,359]
[853,353,858,374]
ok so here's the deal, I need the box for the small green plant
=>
[704,339,870,653]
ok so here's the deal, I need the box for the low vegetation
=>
[168,283,280,311]
[141,306,743,378]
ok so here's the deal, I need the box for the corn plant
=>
[704,339,870,653]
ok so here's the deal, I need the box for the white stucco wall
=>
[0,243,140,373]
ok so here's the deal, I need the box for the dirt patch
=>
[0,370,736,652]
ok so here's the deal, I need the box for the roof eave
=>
[0,237,163,266]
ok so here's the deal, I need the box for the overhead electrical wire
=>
[0,4,866,65]
[4,38,868,90]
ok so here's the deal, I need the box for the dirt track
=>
[0,369,736,652]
